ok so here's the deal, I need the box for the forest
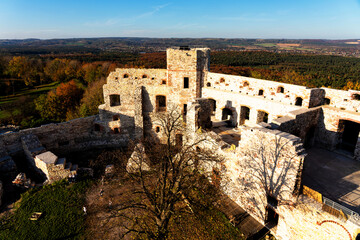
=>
[1,48,360,129]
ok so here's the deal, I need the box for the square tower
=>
[166,47,210,105]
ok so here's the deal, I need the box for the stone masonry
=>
[1,47,360,239]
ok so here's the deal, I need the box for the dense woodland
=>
[1,49,360,129]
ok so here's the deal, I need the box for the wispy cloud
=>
[136,3,170,19]
[218,15,275,22]
[84,3,170,27]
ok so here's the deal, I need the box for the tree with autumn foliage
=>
[35,80,84,122]
[77,79,106,117]
[6,56,45,86]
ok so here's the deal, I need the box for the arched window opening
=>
[222,108,232,121]
[123,74,129,78]
[113,115,120,121]
[110,94,121,107]
[142,74,148,78]
[240,106,250,125]
[155,126,160,133]
[295,97,303,106]
[277,86,284,93]
[156,95,166,112]
[258,89,264,96]
[161,80,166,85]
[206,82,211,87]
[257,110,269,123]
[352,94,360,100]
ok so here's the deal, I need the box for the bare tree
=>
[111,106,222,239]
[238,129,304,222]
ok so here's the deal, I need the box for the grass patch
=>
[0,180,90,240]
[255,43,277,47]
[0,81,59,106]
[0,110,11,120]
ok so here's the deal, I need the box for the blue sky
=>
[0,0,359,39]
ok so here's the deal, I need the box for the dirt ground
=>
[85,175,141,240]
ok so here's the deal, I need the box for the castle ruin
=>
[1,47,360,239]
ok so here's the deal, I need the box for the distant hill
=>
[0,37,359,57]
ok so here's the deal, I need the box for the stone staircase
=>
[21,134,78,183]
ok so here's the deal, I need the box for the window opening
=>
[184,77,189,89]
[110,94,121,107]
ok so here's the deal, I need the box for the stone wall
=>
[205,72,315,108]
[316,106,360,151]
[0,116,129,157]
[323,87,360,113]
[0,138,16,179]
[272,107,321,145]
[216,127,305,224]
[35,151,77,183]
[202,87,301,126]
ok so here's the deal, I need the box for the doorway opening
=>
[339,120,360,153]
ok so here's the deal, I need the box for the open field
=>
[0,81,59,105]
[277,43,301,47]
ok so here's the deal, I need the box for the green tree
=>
[78,79,106,117]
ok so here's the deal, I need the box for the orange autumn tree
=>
[35,80,84,122]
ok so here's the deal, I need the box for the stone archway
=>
[221,107,237,127]
[257,110,269,124]
[239,106,250,125]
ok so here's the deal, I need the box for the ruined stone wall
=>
[316,106,360,151]
[202,87,301,125]
[272,107,321,144]
[275,195,359,240]
[205,72,314,108]
[217,127,305,224]
[99,68,168,136]
[323,87,360,113]
[190,125,305,228]
[100,48,210,141]
[0,116,128,156]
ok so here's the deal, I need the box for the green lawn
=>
[0,180,90,240]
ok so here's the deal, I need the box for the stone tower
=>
[166,47,210,106]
